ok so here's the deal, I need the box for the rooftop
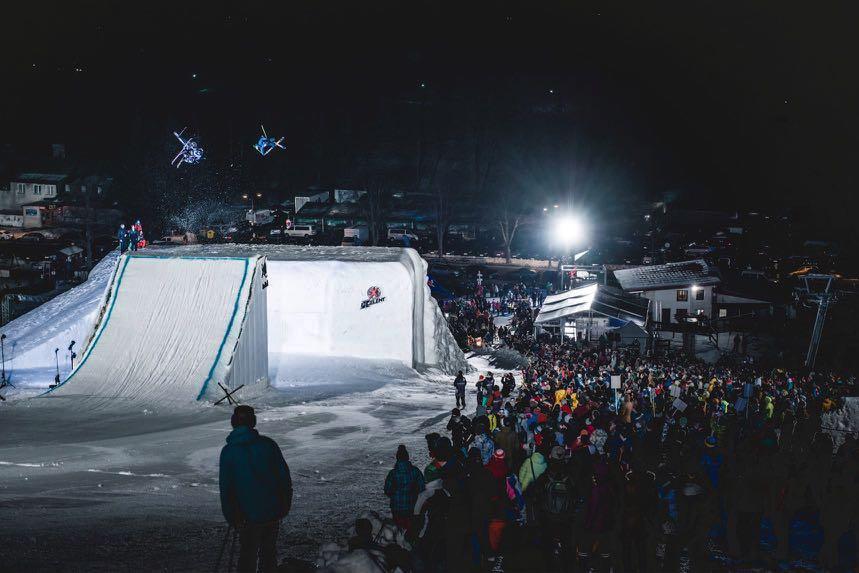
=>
[536,283,650,327]
[613,259,721,292]
[14,173,68,183]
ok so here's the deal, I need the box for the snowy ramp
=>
[0,250,119,390]
[45,255,268,404]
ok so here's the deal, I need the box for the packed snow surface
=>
[45,255,266,404]
[1,245,466,402]
[267,260,414,364]
[0,351,501,570]
[0,250,119,390]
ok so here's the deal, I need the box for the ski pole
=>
[214,525,231,572]
[227,527,238,573]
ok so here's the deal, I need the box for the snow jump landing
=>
[44,254,268,404]
[4,245,466,405]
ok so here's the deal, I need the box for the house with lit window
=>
[0,173,67,210]
[612,259,721,325]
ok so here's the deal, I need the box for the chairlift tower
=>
[799,274,836,370]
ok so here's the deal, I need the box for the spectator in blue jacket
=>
[219,405,293,573]
[384,444,425,530]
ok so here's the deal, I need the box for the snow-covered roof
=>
[613,259,720,292]
[536,283,649,327]
[14,173,68,183]
[148,243,418,264]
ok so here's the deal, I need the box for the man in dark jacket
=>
[447,409,472,450]
[384,445,426,530]
[453,371,467,409]
[219,405,293,573]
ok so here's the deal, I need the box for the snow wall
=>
[147,245,467,376]
[1,245,467,402]
[45,254,268,404]
[264,248,466,374]
[0,250,120,389]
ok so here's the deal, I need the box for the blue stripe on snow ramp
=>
[43,255,252,402]
[196,257,250,401]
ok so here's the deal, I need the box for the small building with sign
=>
[612,259,721,325]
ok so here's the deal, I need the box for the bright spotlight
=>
[553,215,587,248]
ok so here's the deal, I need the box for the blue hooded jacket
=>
[219,426,293,525]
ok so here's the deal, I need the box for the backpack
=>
[543,475,572,518]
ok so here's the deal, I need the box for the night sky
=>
[3,2,857,233]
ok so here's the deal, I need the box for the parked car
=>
[17,232,47,242]
[387,228,419,243]
[0,230,13,240]
[284,224,317,238]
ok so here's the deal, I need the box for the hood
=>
[226,425,258,445]
[529,452,548,473]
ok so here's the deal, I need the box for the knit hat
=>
[704,436,717,448]
[493,449,505,460]
[396,444,409,461]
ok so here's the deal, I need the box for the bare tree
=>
[433,182,453,257]
[496,201,524,265]
[494,191,526,264]
[360,180,387,246]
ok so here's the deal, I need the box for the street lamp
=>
[552,215,587,249]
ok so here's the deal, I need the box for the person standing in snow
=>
[384,444,425,530]
[117,224,128,253]
[132,219,145,249]
[219,405,293,573]
[447,408,472,451]
[128,225,139,252]
[453,370,467,409]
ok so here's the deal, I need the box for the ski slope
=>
[0,250,120,390]
[45,255,268,404]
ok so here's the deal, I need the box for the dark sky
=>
[3,1,858,228]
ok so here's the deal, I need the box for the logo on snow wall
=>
[361,286,386,309]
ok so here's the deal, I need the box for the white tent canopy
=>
[536,283,650,327]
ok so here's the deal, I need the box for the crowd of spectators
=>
[304,272,859,572]
[443,282,542,352]
[369,333,858,572]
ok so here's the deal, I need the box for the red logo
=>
[361,286,386,309]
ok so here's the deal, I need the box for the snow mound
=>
[821,397,859,449]
[3,244,468,401]
[0,250,120,389]
[45,254,268,405]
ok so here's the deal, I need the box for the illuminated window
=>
[676,289,688,302]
